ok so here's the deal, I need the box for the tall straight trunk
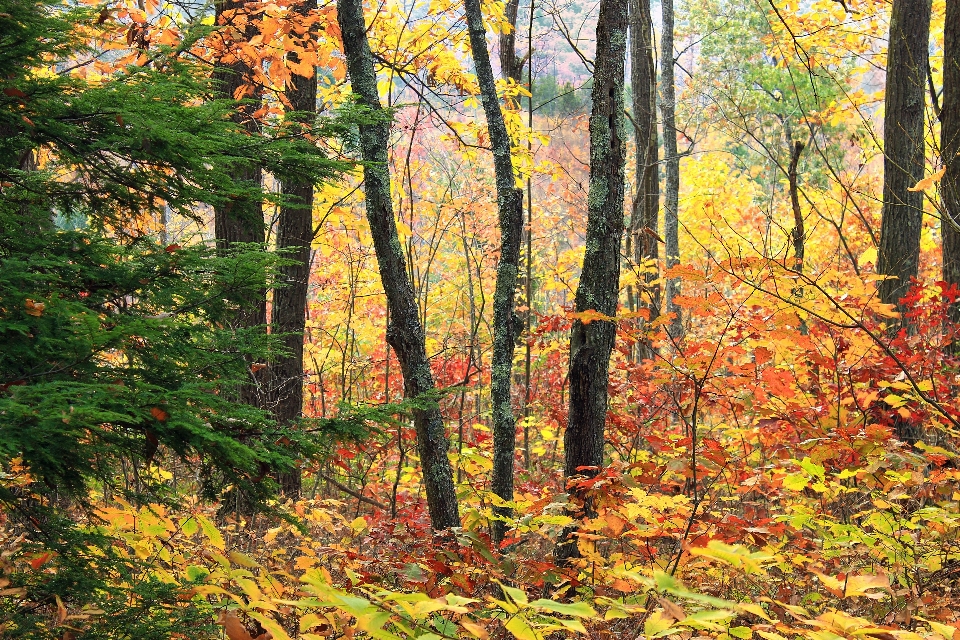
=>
[943,0,960,325]
[557,0,628,562]
[660,0,681,338]
[464,0,525,545]
[499,0,525,84]
[877,0,931,316]
[213,0,267,410]
[629,0,659,360]
[273,0,319,497]
[337,0,460,529]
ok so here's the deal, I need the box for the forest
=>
[2,0,960,637]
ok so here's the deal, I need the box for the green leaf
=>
[505,615,543,640]
[195,513,224,550]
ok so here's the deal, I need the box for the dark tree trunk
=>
[213,0,267,410]
[660,0,681,339]
[788,139,805,272]
[337,0,460,529]
[877,0,931,316]
[629,0,659,361]
[943,0,960,325]
[273,0,319,497]
[498,0,525,86]
[464,0,525,545]
[557,0,628,563]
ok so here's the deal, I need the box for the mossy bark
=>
[877,0,931,317]
[943,0,960,325]
[557,0,628,563]
[273,0,319,497]
[337,0,460,529]
[628,0,659,361]
[464,0,525,546]
[660,0,682,339]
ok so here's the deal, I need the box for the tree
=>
[558,0,628,561]
[211,0,269,410]
[661,0,682,337]
[877,0,931,315]
[336,0,461,529]
[943,0,960,324]
[628,0,659,360]
[273,0,320,497]
[464,0,526,544]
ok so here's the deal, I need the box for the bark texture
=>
[557,0,628,562]
[464,0,525,544]
[877,0,931,315]
[273,0,319,497]
[629,0,659,360]
[660,0,681,338]
[943,0,960,324]
[213,0,267,410]
[337,0,460,529]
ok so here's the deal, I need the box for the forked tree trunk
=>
[877,0,931,317]
[337,0,460,529]
[213,0,268,411]
[273,0,319,497]
[556,0,628,563]
[943,0,960,325]
[464,0,525,545]
[629,0,659,360]
[660,0,682,339]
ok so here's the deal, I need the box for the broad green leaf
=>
[505,614,543,640]
[195,513,224,550]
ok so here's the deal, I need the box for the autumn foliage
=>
[3,0,960,638]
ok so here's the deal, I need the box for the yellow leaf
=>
[195,513,224,550]
[461,620,490,640]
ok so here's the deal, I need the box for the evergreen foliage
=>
[0,0,352,634]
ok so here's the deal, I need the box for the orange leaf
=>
[908,166,946,192]
[24,299,45,317]
[151,407,169,422]
[28,552,51,570]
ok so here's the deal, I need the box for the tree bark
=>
[557,0,628,563]
[877,0,931,317]
[273,0,319,497]
[213,0,267,411]
[660,0,681,339]
[337,0,460,529]
[464,0,525,545]
[629,0,659,360]
[943,0,960,325]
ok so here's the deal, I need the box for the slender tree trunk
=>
[337,0,460,529]
[943,0,960,325]
[629,0,659,360]
[464,0,525,545]
[273,0,318,497]
[877,0,931,316]
[660,0,681,339]
[788,139,805,273]
[213,0,267,410]
[556,0,628,563]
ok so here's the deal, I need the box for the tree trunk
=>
[273,0,319,497]
[557,0,628,563]
[464,0,525,545]
[943,0,960,325]
[660,0,682,339]
[337,0,460,529]
[877,0,931,316]
[629,0,659,360]
[213,0,267,411]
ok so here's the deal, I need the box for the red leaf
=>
[4,87,27,98]
[151,407,169,422]
[28,553,51,570]
[164,244,181,253]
